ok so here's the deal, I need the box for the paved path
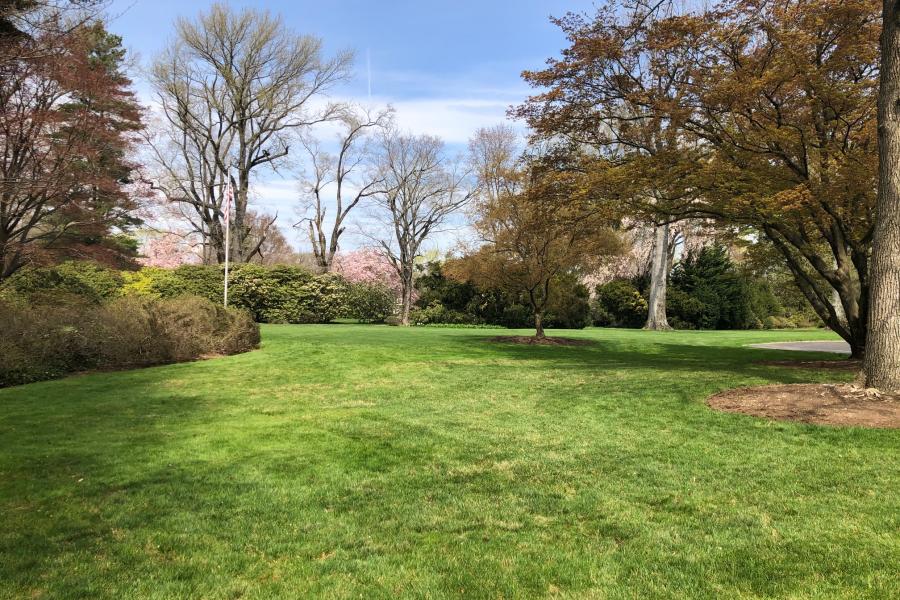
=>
[748,341,851,355]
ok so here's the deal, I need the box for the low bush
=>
[763,315,799,330]
[592,280,648,328]
[344,282,397,323]
[418,323,504,329]
[0,295,258,388]
[410,302,477,326]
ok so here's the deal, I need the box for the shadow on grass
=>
[447,332,855,385]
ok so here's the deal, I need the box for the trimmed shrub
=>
[228,265,349,323]
[122,265,224,302]
[0,295,259,388]
[545,276,592,329]
[415,261,478,311]
[666,288,708,330]
[123,264,352,324]
[500,304,532,328]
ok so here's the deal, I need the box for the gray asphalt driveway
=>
[748,340,851,355]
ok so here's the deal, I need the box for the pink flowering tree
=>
[139,232,201,268]
[333,248,404,299]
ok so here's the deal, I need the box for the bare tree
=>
[147,3,351,264]
[467,124,520,203]
[296,106,392,271]
[1,1,107,46]
[371,132,474,325]
[245,211,299,265]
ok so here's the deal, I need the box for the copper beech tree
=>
[448,157,621,339]
[519,0,880,359]
[0,17,143,278]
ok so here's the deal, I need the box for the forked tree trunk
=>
[644,223,672,330]
[866,1,900,391]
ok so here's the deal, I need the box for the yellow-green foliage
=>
[120,268,163,298]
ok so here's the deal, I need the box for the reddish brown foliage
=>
[0,17,144,278]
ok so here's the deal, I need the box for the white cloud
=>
[386,97,524,145]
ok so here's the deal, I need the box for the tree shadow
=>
[443,331,854,385]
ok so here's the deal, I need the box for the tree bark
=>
[865,1,900,391]
[763,226,868,359]
[534,311,545,339]
[644,223,672,330]
[399,269,414,326]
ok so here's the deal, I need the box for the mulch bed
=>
[755,359,862,371]
[708,384,900,428]
[485,335,594,347]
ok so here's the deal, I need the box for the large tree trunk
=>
[644,223,672,330]
[399,267,414,326]
[866,1,900,391]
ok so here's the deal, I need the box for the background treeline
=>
[414,246,819,331]
[592,247,820,331]
[0,242,822,387]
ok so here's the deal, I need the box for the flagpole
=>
[223,162,231,308]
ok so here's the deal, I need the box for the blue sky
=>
[107,0,600,250]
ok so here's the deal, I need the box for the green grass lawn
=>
[1,326,897,599]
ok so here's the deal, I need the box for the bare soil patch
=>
[708,384,900,428]
[755,359,861,371]
[486,335,594,347]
